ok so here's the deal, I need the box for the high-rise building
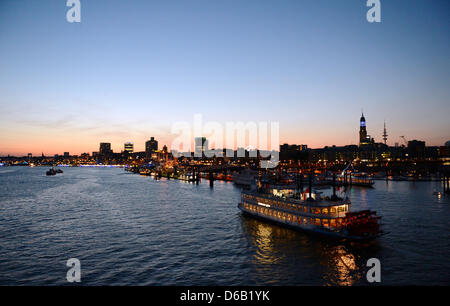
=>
[124,142,134,154]
[145,137,158,157]
[195,137,208,156]
[359,112,374,146]
[99,142,112,155]
[64,152,70,157]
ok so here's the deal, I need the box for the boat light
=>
[258,202,271,208]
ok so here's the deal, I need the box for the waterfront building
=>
[408,140,426,159]
[99,142,112,155]
[195,137,208,157]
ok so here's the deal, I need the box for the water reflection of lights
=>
[241,216,373,285]
[253,223,280,265]
[359,188,369,209]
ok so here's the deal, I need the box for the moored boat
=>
[336,172,375,187]
[233,169,258,187]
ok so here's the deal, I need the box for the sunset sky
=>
[0,0,449,156]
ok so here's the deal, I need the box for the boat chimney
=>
[333,172,336,197]
[330,172,339,201]
[307,170,313,201]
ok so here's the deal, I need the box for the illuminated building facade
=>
[124,142,134,154]
[145,137,158,157]
[359,113,374,146]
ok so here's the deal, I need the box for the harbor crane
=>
[341,159,355,176]
[400,136,408,146]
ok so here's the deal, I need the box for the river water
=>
[0,167,449,285]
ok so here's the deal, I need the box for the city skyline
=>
[1,0,449,155]
[1,111,447,157]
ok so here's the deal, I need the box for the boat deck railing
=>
[243,191,350,208]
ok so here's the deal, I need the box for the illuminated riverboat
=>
[238,182,382,241]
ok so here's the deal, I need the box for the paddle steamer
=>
[238,177,382,240]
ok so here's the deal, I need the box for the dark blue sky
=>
[0,0,449,154]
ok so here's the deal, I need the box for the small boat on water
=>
[46,168,63,176]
